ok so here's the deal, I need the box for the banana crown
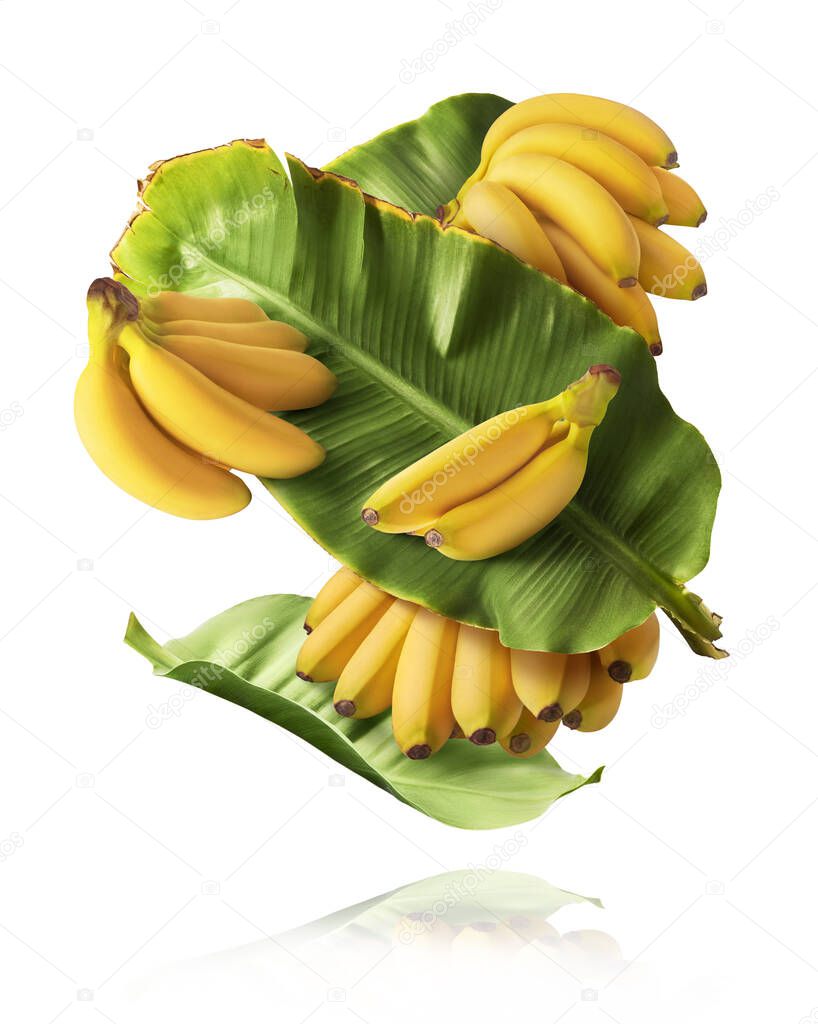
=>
[560,365,620,427]
[86,277,140,353]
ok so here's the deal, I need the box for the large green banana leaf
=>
[125,595,600,830]
[112,96,723,656]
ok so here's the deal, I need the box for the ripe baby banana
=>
[487,123,669,225]
[392,608,458,759]
[563,654,623,732]
[500,707,559,757]
[538,218,662,354]
[651,168,707,227]
[141,290,268,323]
[148,318,309,351]
[451,625,521,744]
[333,599,417,718]
[118,325,325,477]
[75,280,251,519]
[304,568,362,633]
[424,367,620,561]
[486,154,640,287]
[510,649,591,721]
[628,216,707,300]
[296,581,393,682]
[598,611,660,682]
[460,181,567,282]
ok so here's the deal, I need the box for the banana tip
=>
[589,364,621,386]
[361,507,379,527]
[469,727,496,746]
[650,341,663,357]
[303,622,312,634]
[538,703,563,723]
[563,710,582,730]
[607,660,632,683]
[424,529,444,549]
[334,699,356,717]
[691,283,707,300]
[406,744,432,760]
[655,214,669,227]
[618,277,638,289]
[696,211,708,226]
[296,670,313,682]
[665,151,679,168]
[509,733,531,753]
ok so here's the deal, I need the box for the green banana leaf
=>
[125,595,600,830]
[111,96,723,657]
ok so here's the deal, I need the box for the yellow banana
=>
[598,611,660,682]
[147,332,336,411]
[628,216,707,300]
[460,181,567,282]
[487,123,668,224]
[304,568,362,633]
[361,397,563,535]
[75,280,251,520]
[458,93,678,202]
[425,365,619,561]
[652,167,707,227]
[538,218,662,354]
[118,325,325,478]
[295,582,393,682]
[392,608,458,759]
[140,291,268,323]
[333,599,417,718]
[510,648,590,721]
[147,318,308,351]
[500,707,559,757]
[485,154,640,287]
[451,625,521,744]
[562,654,623,732]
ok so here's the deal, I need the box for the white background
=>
[1,0,815,1021]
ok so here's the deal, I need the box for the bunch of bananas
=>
[297,567,660,759]
[361,364,619,560]
[440,93,708,355]
[75,279,335,519]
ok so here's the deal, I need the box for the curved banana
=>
[458,93,678,202]
[460,181,567,282]
[118,325,325,478]
[652,167,707,227]
[487,123,668,224]
[628,216,707,300]
[140,291,268,324]
[361,396,562,535]
[562,654,623,732]
[392,608,458,759]
[304,568,362,633]
[75,279,251,520]
[538,218,662,354]
[147,318,308,351]
[295,582,393,682]
[500,707,559,757]
[510,648,591,721]
[333,599,417,718]
[485,154,640,286]
[147,331,336,411]
[598,611,660,682]
[451,625,521,744]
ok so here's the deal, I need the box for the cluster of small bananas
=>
[297,568,660,759]
[75,280,336,519]
[440,92,708,355]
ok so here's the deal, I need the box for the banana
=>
[147,318,308,351]
[652,167,707,227]
[392,607,458,759]
[333,599,417,718]
[538,218,662,354]
[296,582,393,682]
[628,216,707,300]
[75,280,251,520]
[510,649,591,721]
[487,123,669,224]
[424,368,619,561]
[598,611,660,682]
[140,291,268,323]
[304,568,362,633]
[562,654,623,732]
[485,154,640,286]
[118,324,325,478]
[456,93,678,203]
[500,707,559,757]
[460,181,567,282]
[451,625,521,744]
[146,331,336,410]
[361,397,563,535]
